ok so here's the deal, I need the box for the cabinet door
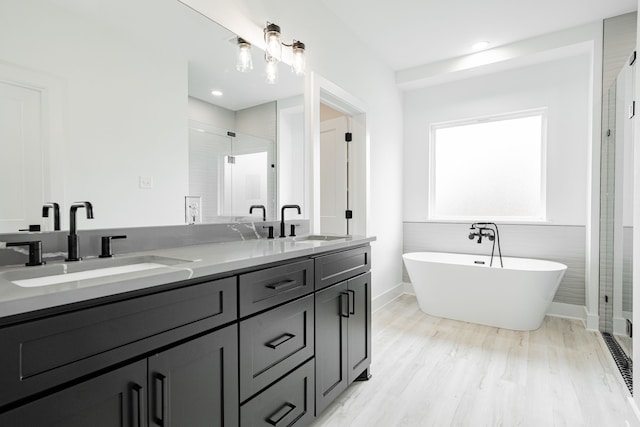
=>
[0,359,147,427]
[347,272,372,383]
[314,281,348,415]
[148,325,239,427]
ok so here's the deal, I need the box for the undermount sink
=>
[3,255,191,288]
[293,235,349,242]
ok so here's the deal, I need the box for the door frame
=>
[306,72,369,235]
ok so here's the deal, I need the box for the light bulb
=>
[291,40,305,75]
[264,23,282,62]
[236,38,253,72]
[265,58,279,84]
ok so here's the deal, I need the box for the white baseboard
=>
[372,283,405,312]
[546,302,596,329]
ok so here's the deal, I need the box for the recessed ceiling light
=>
[211,90,223,97]
[472,41,490,51]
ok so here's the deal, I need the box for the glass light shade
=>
[265,58,279,84]
[264,23,282,62]
[236,38,253,72]
[291,41,305,75]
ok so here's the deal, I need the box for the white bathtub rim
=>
[402,251,568,272]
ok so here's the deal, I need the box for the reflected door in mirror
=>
[0,81,44,233]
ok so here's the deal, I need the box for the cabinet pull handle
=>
[266,333,295,349]
[266,279,297,291]
[266,402,296,426]
[348,290,356,315]
[131,383,143,427]
[154,373,169,426]
[340,292,350,318]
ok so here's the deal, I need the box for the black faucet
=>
[66,201,94,261]
[249,205,266,222]
[280,205,301,238]
[42,202,61,231]
[468,222,503,267]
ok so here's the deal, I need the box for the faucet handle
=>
[6,241,45,266]
[99,235,127,258]
[262,226,275,239]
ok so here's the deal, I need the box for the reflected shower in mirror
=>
[0,0,304,233]
[600,50,635,363]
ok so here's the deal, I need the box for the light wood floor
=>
[312,294,639,427]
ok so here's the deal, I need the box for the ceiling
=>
[320,0,637,71]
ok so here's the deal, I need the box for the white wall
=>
[182,0,405,300]
[1,0,188,229]
[404,54,591,225]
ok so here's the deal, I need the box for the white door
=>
[320,116,348,234]
[0,81,43,233]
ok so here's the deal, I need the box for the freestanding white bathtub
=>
[402,252,567,331]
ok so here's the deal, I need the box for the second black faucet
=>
[280,205,301,238]
[66,201,94,261]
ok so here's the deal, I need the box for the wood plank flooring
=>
[312,294,639,427]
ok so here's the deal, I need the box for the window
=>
[429,109,547,221]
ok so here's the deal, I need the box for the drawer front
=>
[240,359,315,427]
[239,294,314,402]
[0,276,237,409]
[314,245,371,290]
[239,259,313,317]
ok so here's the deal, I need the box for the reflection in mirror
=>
[0,0,304,233]
[188,120,276,222]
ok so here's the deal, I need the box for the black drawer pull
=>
[266,333,295,349]
[340,292,350,318]
[154,373,168,426]
[266,279,297,291]
[131,383,143,427]
[348,289,356,315]
[266,402,296,426]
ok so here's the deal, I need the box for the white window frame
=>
[428,108,548,222]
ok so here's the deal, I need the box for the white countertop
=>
[0,235,375,321]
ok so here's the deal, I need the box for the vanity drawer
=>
[240,358,315,427]
[239,294,314,402]
[239,259,314,317]
[314,245,371,290]
[0,276,237,409]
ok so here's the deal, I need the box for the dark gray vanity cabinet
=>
[148,324,239,427]
[314,246,372,415]
[0,359,148,427]
[0,242,372,427]
[315,270,372,415]
[0,326,239,427]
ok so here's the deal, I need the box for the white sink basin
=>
[12,263,168,287]
[2,255,191,288]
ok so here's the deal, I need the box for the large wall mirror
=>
[0,0,305,233]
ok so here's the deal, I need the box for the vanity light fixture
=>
[236,37,253,72]
[264,23,283,62]
[244,22,306,84]
[291,40,306,75]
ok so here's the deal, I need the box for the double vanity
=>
[0,233,373,426]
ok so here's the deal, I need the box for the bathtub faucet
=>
[469,223,503,268]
